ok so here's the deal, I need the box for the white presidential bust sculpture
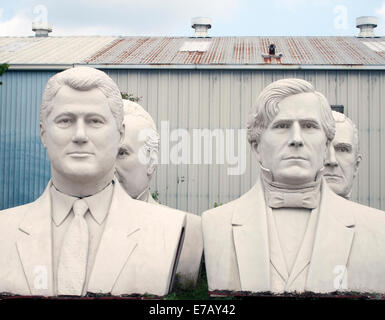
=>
[324,111,362,199]
[115,100,203,286]
[0,67,186,297]
[115,100,159,202]
[202,78,385,294]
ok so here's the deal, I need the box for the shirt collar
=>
[50,181,114,226]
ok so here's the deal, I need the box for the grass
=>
[166,259,237,300]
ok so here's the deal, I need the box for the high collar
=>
[260,164,324,192]
[260,164,323,209]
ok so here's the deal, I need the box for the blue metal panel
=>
[0,71,56,210]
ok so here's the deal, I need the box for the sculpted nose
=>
[72,119,88,144]
[325,144,338,167]
[288,122,304,147]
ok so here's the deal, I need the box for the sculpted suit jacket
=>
[148,193,203,286]
[0,180,186,297]
[202,178,385,294]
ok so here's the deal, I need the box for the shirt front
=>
[267,205,319,293]
[50,182,114,295]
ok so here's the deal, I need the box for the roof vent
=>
[356,16,378,38]
[32,21,52,37]
[191,17,211,38]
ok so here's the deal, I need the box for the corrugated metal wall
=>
[1,69,384,213]
[106,69,385,213]
[0,71,54,210]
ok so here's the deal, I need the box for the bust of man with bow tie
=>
[0,67,185,297]
[202,78,385,294]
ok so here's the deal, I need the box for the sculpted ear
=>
[147,150,158,177]
[40,122,47,148]
[119,123,125,144]
[353,153,362,177]
[252,141,261,161]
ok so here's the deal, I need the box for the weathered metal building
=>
[1,33,385,213]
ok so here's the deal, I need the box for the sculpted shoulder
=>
[0,202,34,222]
[325,186,385,230]
[202,197,240,238]
[0,203,34,240]
[202,193,247,227]
[130,198,186,226]
[348,199,385,231]
[186,212,201,226]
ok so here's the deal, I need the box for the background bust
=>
[115,100,203,287]
[324,111,362,199]
[115,99,159,202]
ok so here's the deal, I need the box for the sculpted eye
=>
[56,117,73,128]
[87,118,104,127]
[274,122,290,129]
[336,146,351,153]
[118,148,130,157]
[301,122,319,129]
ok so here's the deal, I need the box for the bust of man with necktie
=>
[0,67,186,297]
[202,78,385,294]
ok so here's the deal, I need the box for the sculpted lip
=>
[67,152,94,157]
[324,173,342,178]
[283,156,307,160]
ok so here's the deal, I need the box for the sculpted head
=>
[39,67,124,196]
[247,78,335,186]
[115,100,160,199]
[324,111,362,198]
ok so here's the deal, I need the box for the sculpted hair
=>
[332,110,359,154]
[247,78,335,146]
[122,99,160,155]
[40,66,123,130]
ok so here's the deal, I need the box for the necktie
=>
[57,199,89,296]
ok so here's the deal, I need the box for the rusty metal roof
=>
[2,36,385,68]
[83,36,385,67]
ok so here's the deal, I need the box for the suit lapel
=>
[232,180,270,292]
[265,207,289,283]
[306,180,355,293]
[87,181,140,294]
[16,183,54,296]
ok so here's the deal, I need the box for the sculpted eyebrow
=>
[271,119,292,126]
[53,112,74,120]
[335,143,352,151]
[86,113,106,119]
[299,119,320,125]
[120,144,134,153]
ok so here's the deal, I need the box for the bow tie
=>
[265,189,320,209]
[260,164,322,209]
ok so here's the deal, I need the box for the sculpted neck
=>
[260,164,324,191]
[51,168,115,197]
[343,189,352,200]
[135,187,150,202]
